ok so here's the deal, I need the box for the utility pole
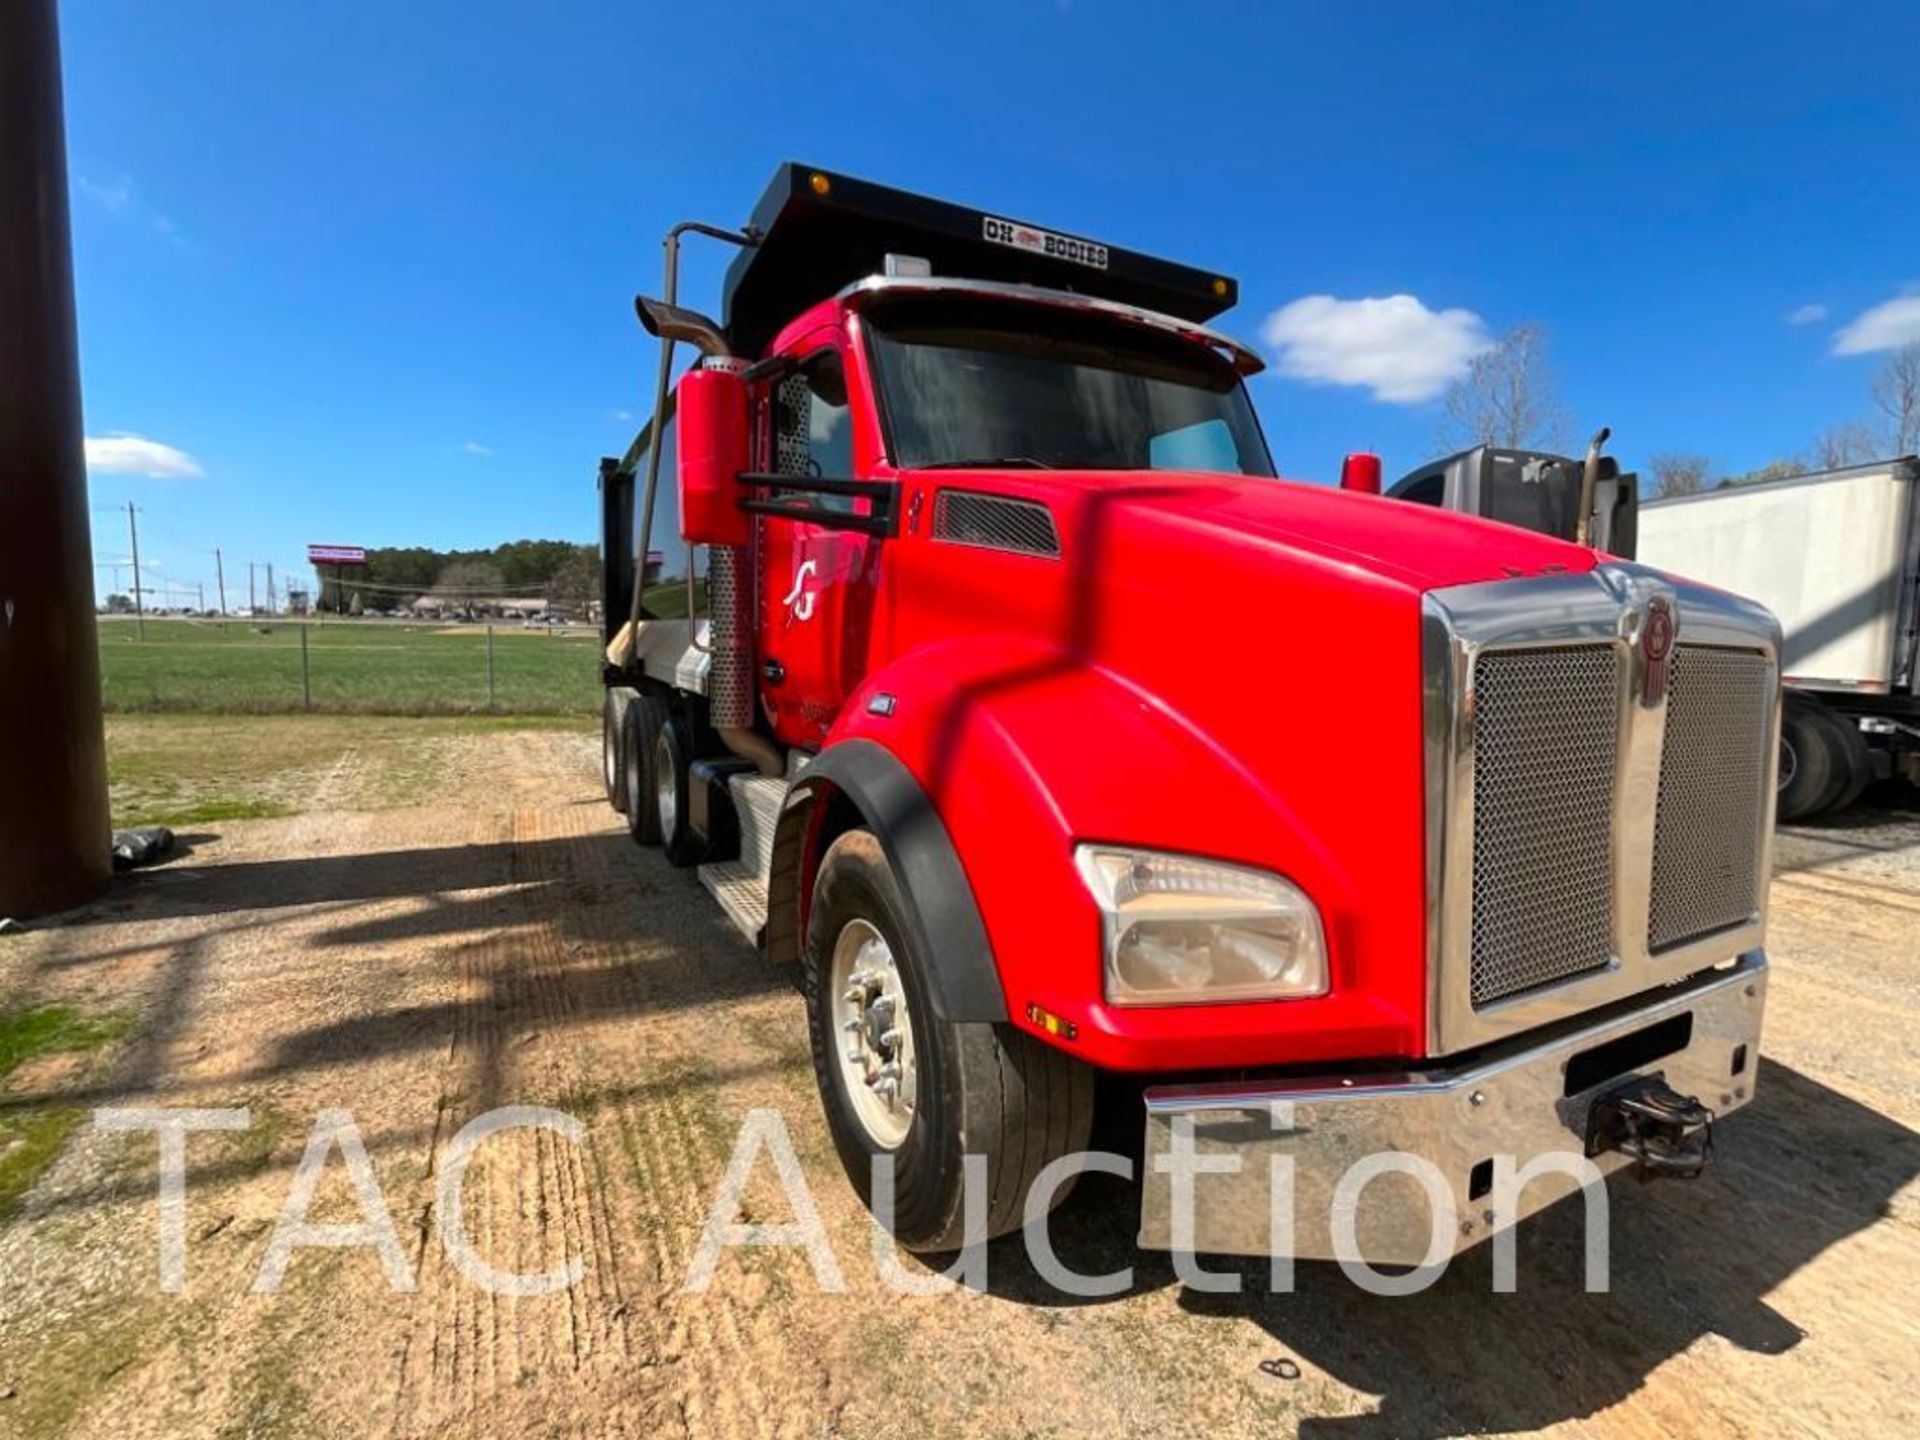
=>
[248,561,257,616]
[0,0,113,917]
[266,562,276,616]
[214,547,227,621]
[126,500,145,640]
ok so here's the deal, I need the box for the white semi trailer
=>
[1637,457,1920,820]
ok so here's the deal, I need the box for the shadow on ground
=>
[24,789,1920,1435]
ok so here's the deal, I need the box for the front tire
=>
[803,830,1093,1252]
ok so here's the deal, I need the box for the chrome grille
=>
[1469,646,1621,1007]
[932,491,1061,558]
[1648,646,1775,951]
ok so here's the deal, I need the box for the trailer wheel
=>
[1778,695,1856,821]
[603,690,629,813]
[1826,710,1875,816]
[652,712,704,867]
[803,830,1093,1253]
[621,696,667,846]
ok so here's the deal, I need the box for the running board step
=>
[731,773,788,882]
[697,771,789,946]
[697,858,768,944]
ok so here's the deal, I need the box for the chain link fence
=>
[97,617,602,716]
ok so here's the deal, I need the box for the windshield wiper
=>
[916,456,1056,470]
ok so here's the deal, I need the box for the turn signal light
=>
[1026,1003,1078,1041]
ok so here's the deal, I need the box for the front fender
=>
[786,637,1416,1072]
[769,737,1008,1023]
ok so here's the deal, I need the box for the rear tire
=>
[654,713,704,867]
[1824,710,1875,816]
[603,691,629,813]
[803,829,1093,1253]
[621,696,667,846]
[1778,695,1856,822]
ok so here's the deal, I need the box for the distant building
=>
[406,591,548,620]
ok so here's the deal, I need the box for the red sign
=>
[308,545,368,566]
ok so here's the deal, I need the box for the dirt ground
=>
[2,725,1916,1439]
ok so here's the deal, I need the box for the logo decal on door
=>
[782,560,818,624]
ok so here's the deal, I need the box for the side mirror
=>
[1339,452,1383,494]
[677,365,752,547]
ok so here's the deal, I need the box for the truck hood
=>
[919,466,1603,592]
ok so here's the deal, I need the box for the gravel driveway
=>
[1,731,1915,1439]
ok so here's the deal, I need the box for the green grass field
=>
[98,617,603,716]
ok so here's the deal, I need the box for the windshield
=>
[863,298,1275,476]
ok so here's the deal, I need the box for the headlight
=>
[1074,845,1327,1006]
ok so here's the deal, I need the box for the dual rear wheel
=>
[618,692,701,864]
[1778,694,1873,822]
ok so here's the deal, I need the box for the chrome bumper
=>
[1138,953,1767,1265]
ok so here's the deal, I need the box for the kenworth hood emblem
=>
[1641,594,1676,706]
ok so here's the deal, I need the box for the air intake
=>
[932,491,1061,558]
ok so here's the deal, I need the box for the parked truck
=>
[596,165,1776,1265]
[1389,440,1639,558]
[1637,457,1920,821]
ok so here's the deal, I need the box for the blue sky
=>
[64,0,1920,605]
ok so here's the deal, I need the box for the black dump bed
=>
[721,163,1240,357]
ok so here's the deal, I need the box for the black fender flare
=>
[766,738,1008,1024]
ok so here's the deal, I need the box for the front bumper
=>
[1139,952,1766,1265]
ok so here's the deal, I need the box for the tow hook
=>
[1587,1075,1715,1179]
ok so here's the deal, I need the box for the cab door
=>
[754,334,880,746]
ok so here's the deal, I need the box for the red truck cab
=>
[598,166,1776,1264]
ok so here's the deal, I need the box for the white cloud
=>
[84,433,204,479]
[76,174,132,212]
[1833,291,1920,355]
[1261,294,1492,404]
[75,172,183,243]
[461,441,494,457]
[611,408,633,422]
[1786,303,1828,326]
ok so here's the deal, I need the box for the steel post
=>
[0,0,113,917]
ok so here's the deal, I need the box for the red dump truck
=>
[596,165,1776,1265]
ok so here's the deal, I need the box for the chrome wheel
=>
[653,729,677,838]
[829,917,918,1150]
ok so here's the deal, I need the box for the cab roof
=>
[721,163,1241,358]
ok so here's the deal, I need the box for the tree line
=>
[317,539,599,614]
[1647,340,1920,498]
